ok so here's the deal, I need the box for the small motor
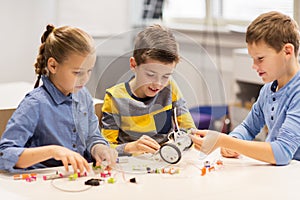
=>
[159,129,193,164]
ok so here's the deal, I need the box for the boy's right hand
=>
[220,147,240,158]
[125,135,160,154]
[50,145,90,173]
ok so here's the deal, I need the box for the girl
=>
[0,25,117,172]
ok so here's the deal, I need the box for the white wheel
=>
[159,143,181,164]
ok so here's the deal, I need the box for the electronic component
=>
[159,108,193,164]
[84,178,104,186]
[13,173,37,180]
[107,177,116,184]
[43,172,63,180]
[129,177,137,183]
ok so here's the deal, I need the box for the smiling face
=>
[247,41,294,87]
[48,52,96,96]
[129,58,175,98]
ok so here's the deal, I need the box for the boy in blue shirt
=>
[191,11,300,165]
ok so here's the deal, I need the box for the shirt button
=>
[271,116,274,120]
[273,97,276,101]
[73,128,76,132]
[73,144,76,148]
[0,152,3,156]
[271,107,274,111]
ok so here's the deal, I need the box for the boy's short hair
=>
[246,11,300,56]
[133,24,179,65]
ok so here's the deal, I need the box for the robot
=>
[159,108,193,164]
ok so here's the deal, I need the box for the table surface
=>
[1,148,299,200]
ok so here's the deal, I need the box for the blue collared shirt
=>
[230,71,300,165]
[0,76,108,172]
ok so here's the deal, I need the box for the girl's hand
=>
[51,145,90,173]
[91,144,118,167]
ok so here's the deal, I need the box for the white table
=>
[0,148,299,200]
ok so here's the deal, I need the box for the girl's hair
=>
[34,24,95,88]
[246,11,300,55]
[133,24,179,66]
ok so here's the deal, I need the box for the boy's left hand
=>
[91,144,118,167]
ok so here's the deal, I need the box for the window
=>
[163,0,206,20]
[221,0,294,23]
[163,0,295,26]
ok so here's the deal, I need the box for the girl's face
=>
[130,58,175,98]
[247,41,292,86]
[48,53,96,96]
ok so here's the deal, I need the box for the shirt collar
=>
[125,81,153,102]
[270,70,300,93]
[42,76,79,104]
[270,80,278,92]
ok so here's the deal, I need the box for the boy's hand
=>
[220,147,240,158]
[190,129,221,154]
[91,144,118,167]
[125,135,160,154]
[51,145,90,173]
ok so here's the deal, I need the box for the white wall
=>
[0,0,56,84]
[55,0,130,36]
[0,0,246,106]
[0,0,131,84]
[167,29,247,106]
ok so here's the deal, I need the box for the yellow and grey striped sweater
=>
[101,79,196,152]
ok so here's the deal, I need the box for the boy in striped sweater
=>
[101,24,196,155]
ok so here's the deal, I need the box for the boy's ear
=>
[47,57,57,74]
[283,43,294,56]
[129,57,137,70]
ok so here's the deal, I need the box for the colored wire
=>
[50,178,92,192]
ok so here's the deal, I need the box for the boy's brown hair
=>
[133,24,179,65]
[246,11,300,56]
